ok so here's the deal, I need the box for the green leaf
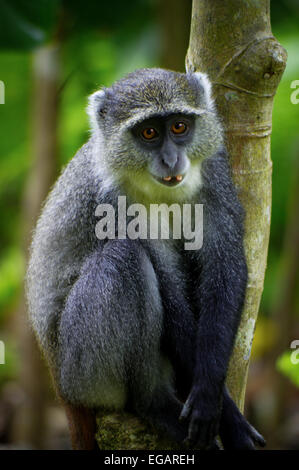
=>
[276,350,299,388]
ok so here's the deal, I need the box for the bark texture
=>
[186,0,287,410]
[96,0,287,448]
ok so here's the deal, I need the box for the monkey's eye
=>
[141,127,158,140]
[171,122,187,135]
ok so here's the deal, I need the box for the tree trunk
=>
[11,44,60,449]
[96,0,287,448]
[158,0,192,72]
[186,0,287,411]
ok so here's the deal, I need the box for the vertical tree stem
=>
[186,0,287,410]
[12,44,60,449]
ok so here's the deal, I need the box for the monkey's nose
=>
[162,155,178,169]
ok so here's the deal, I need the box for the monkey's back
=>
[26,138,102,363]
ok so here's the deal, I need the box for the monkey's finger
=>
[183,437,194,449]
[189,418,200,443]
[196,420,218,450]
[207,423,216,448]
[245,437,259,450]
[248,424,266,447]
[205,423,215,449]
[209,439,221,450]
[179,398,192,421]
[195,424,209,449]
[183,426,199,448]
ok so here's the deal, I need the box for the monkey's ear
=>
[87,89,106,131]
[189,72,215,111]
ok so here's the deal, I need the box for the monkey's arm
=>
[180,149,248,448]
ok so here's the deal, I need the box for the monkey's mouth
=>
[152,174,185,187]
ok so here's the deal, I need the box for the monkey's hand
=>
[179,385,222,449]
[220,387,266,450]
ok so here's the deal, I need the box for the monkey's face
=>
[88,68,223,202]
[117,109,222,203]
[102,110,221,203]
[131,113,194,189]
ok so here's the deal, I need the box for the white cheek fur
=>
[193,72,215,111]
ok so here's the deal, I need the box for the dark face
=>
[131,113,195,187]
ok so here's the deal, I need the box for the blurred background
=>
[0,0,298,450]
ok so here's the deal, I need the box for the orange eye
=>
[142,128,157,140]
[171,122,187,134]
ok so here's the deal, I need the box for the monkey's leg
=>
[58,239,186,448]
[64,402,98,450]
[144,247,196,399]
[162,303,196,401]
[219,387,266,449]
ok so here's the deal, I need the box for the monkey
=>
[26,68,266,450]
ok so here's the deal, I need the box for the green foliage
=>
[271,38,299,247]
[0,0,59,50]
[62,0,154,32]
[260,30,299,316]
[277,350,299,388]
[59,27,159,164]
[0,248,23,324]
[271,0,299,29]
[0,0,155,51]
[0,52,30,254]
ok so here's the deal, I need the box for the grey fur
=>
[26,68,257,448]
[26,69,220,403]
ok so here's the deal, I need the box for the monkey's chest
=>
[144,239,194,312]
